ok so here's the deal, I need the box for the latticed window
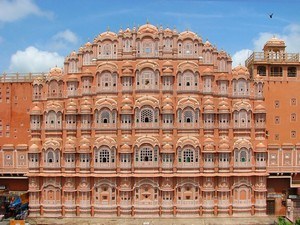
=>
[102,44,112,56]
[235,148,250,163]
[183,110,193,123]
[100,149,110,163]
[124,39,131,52]
[83,52,92,65]
[140,108,154,123]
[140,147,153,162]
[45,149,59,164]
[101,110,110,123]
[183,149,194,162]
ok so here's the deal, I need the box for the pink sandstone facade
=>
[0,23,299,218]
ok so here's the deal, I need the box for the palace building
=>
[0,23,299,219]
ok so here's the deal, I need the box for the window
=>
[257,66,266,76]
[183,149,194,162]
[140,148,153,162]
[270,66,283,77]
[99,150,110,163]
[140,108,154,123]
[291,113,296,122]
[291,131,297,139]
[287,67,297,77]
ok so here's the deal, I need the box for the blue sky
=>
[0,0,299,73]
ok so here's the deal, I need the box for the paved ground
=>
[19,216,278,225]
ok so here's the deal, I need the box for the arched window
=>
[141,108,154,123]
[136,69,158,90]
[101,110,110,124]
[102,44,112,57]
[83,52,92,65]
[45,149,59,164]
[94,148,115,165]
[183,110,193,123]
[124,39,131,52]
[234,148,251,167]
[183,149,194,162]
[135,146,158,163]
[68,60,78,73]
[183,41,193,56]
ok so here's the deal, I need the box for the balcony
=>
[94,124,117,130]
[177,123,200,130]
[47,93,63,99]
[120,123,132,130]
[177,162,200,170]
[219,162,230,171]
[134,161,159,169]
[203,162,215,171]
[177,87,199,94]
[162,85,173,92]
[255,161,266,169]
[203,199,214,208]
[135,123,159,129]
[122,86,133,92]
[177,200,199,206]
[245,52,300,66]
[161,162,173,170]
[218,199,230,207]
[255,199,266,207]
[162,123,173,129]
[120,162,131,170]
[94,163,116,172]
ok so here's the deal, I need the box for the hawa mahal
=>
[0,23,300,219]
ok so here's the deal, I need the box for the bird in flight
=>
[269,13,273,18]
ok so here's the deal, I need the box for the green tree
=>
[295,218,300,225]
[277,217,292,225]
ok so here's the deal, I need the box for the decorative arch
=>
[136,60,159,72]
[94,136,117,149]
[94,98,117,111]
[134,136,160,148]
[135,95,159,109]
[96,62,118,74]
[177,97,200,110]
[176,136,200,149]
[177,61,199,74]
[233,101,252,112]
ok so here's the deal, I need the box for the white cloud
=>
[232,49,253,68]
[232,23,300,67]
[0,0,52,23]
[53,29,78,44]
[8,46,64,73]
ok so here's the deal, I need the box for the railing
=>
[177,162,199,169]
[254,124,266,129]
[161,162,173,169]
[203,123,215,129]
[246,52,300,66]
[120,124,132,129]
[270,72,283,77]
[177,123,200,129]
[203,162,215,169]
[177,200,199,205]
[233,200,251,206]
[43,163,61,169]
[256,161,266,168]
[203,200,214,207]
[94,163,116,169]
[0,73,43,82]
[219,162,230,169]
[134,200,159,206]
[120,163,131,169]
[162,123,173,129]
[64,163,76,169]
[122,86,133,92]
[94,124,117,130]
[218,199,230,206]
[162,86,173,91]
[218,124,229,129]
[134,162,158,168]
[135,123,159,129]
[161,200,173,206]
[255,199,266,206]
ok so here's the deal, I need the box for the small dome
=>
[178,30,198,40]
[85,41,92,47]
[162,103,173,114]
[99,31,118,39]
[264,36,285,48]
[122,96,133,104]
[70,50,77,57]
[254,104,266,113]
[120,144,131,152]
[121,135,131,143]
[204,40,212,47]
[204,143,215,151]
[162,67,173,75]
[163,96,173,104]
[30,105,42,115]
[162,143,173,152]
[49,66,63,77]
[67,74,78,82]
[202,67,213,75]
[121,104,132,112]
[162,60,173,68]
[29,144,39,152]
[219,142,230,151]
[232,65,250,77]
[138,23,159,34]
[65,138,76,151]
[204,104,214,112]
[162,135,173,143]
[80,99,92,113]
[66,101,77,114]
[203,98,214,106]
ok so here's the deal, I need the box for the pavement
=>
[22,216,278,225]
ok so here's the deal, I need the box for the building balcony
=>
[203,199,214,208]
[255,161,266,169]
[161,162,173,170]
[162,86,173,92]
[177,123,200,130]
[65,125,77,130]
[233,200,251,207]
[218,124,229,129]
[45,125,63,131]
[122,86,133,92]
[219,162,230,171]
[177,200,199,206]
[135,87,159,93]
[233,163,252,171]
[177,162,200,170]
[218,199,230,207]
[43,163,61,170]
[94,163,116,172]
[47,93,63,99]
[177,87,199,94]
[203,162,215,171]
[94,124,117,130]
[135,123,159,129]
[162,123,173,129]
[255,199,266,207]
[33,95,43,101]
[28,162,39,169]
[245,52,300,66]
[120,123,132,130]
[203,123,215,129]
[134,161,159,169]
[254,124,266,129]
[67,91,79,98]
[161,200,173,207]
[120,162,131,170]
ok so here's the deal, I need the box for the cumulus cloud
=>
[8,46,64,73]
[53,29,78,44]
[232,23,300,67]
[232,49,253,67]
[0,0,52,23]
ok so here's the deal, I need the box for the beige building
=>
[0,23,299,219]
